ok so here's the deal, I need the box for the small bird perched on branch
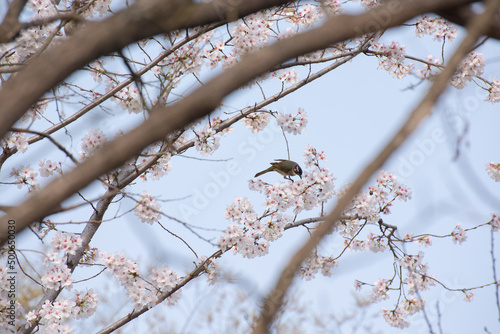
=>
[254,159,302,181]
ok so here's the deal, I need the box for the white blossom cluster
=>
[23,232,97,333]
[450,51,485,89]
[486,162,500,182]
[364,252,434,329]
[371,41,414,79]
[134,191,162,224]
[25,290,98,334]
[340,171,412,232]
[79,128,107,160]
[242,112,271,133]
[415,15,457,41]
[276,108,308,135]
[194,126,221,156]
[217,197,290,258]
[100,252,181,307]
[299,254,338,280]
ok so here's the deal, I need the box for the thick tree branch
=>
[437,4,500,39]
[0,0,27,43]
[252,0,500,332]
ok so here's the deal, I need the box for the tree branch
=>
[0,0,27,43]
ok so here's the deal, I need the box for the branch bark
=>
[0,0,27,43]
[252,0,500,332]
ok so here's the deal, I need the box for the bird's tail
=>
[254,166,273,178]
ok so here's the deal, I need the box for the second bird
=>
[254,159,302,180]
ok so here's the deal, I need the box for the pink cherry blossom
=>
[276,108,308,135]
[134,191,161,224]
[486,162,500,182]
[242,112,271,133]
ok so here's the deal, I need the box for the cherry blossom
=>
[51,232,83,256]
[416,236,432,247]
[273,69,300,85]
[276,108,308,135]
[39,160,61,178]
[231,12,274,56]
[21,100,46,123]
[204,40,227,69]
[4,132,28,153]
[401,296,425,316]
[79,129,107,160]
[370,278,390,302]
[100,252,139,285]
[253,166,335,214]
[381,308,410,329]
[197,257,221,285]
[300,254,338,280]
[404,267,436,294]
[365,231,387,252]
[359,0,380,8]
[3,1,500,332]
[284,4,322,27]
[450,51,485,89]
[303,145,326,168]
[371,41,413,79]
[10,165,39,190]
[415,16,457,41]
[451,223,467,244]
[37,299,77,331]
[134,191,161,224]
[491,214,500,231]
[138,145,172,181]
[100,252,177,306]
[112,84,144,114]
[26,0,58,17]
[41,263,73,290]
[83,0,113,18]
[224,197,257,222]
[73,290,98,319]
[218,196,294,258]
[211,116,233,136]
[486,162,500,182]
[487,78,500,103]
[342,171,412,223]
[415,54,442,79]
[242,112,271,133]
[194,127,220,156]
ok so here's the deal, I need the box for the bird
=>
[254,159,302,181]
